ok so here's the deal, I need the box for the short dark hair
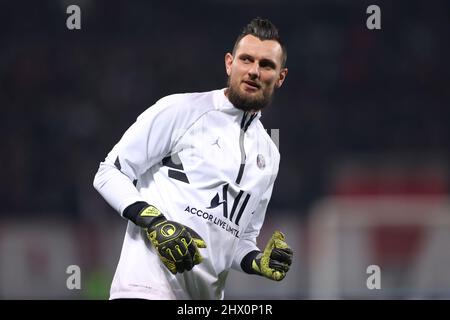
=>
[232,17,287,68]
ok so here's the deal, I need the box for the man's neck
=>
[223,88,259,114]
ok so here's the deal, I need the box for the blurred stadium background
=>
[0,0,449,299]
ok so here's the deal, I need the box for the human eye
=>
[240,55,252,63]
[260,60,276,70]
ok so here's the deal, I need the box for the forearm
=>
[93,161,146,216]
[231,237,260,272]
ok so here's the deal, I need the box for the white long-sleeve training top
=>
[93,88,280,300]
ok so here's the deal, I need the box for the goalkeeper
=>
[93,17,293,300]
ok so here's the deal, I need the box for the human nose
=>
[248,62,260,79]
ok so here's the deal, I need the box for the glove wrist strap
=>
[240,250,261,275]
[123,201,165,228]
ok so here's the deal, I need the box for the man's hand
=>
[252,231,293,281]
[128,204,207,274]
[145,216,207,275]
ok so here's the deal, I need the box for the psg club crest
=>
[257,154,265,170]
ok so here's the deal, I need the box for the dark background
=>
[0,0,450,300]
[0,1,449,224]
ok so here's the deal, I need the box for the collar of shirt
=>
[213,88,262,123]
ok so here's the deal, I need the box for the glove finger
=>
[185,226,207,248]
[272,270,286,281]
[188,243,203,265]
[180,234,203,266]
[272,231,286,243]
[271,248,293,265]
[160,257,177,274]
[175,259,186,273]
[172,238,190,273]
[269,259,290,273]
[162,245,183,262]
[193,238,207,248]
[192,246,204,265]
[180,234,193,251]
[187,241,197,256]
[183,248,194,271]
[274,238,291,250]
[178,234,193,252]
[264,231,285,254]
[177,236,197,271]
[179,238,195,271]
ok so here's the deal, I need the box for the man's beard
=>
[227,78,273,112]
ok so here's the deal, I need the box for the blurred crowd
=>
[0,1,448,219]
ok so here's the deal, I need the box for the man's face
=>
[225,34,288,112]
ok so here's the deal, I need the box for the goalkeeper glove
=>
[125,203,207,274]
[251,230,293,281]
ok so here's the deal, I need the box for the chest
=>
[173,112,275,198]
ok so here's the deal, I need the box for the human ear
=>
[275,68,288,88]
[225,53,234,76]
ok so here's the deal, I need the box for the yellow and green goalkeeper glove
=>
[252,231,293,281]
[146,216,207,274]
[126,203,207,274]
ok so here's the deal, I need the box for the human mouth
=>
[242,80,260,91]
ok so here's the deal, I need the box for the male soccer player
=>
[93,17,293,300]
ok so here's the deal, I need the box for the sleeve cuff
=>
[240,250,261,274]
[123,201,150,225]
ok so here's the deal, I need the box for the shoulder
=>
[137,90,217,122]
[255,120,280,161]
[158,90,216,105]
[152,91,217,114]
